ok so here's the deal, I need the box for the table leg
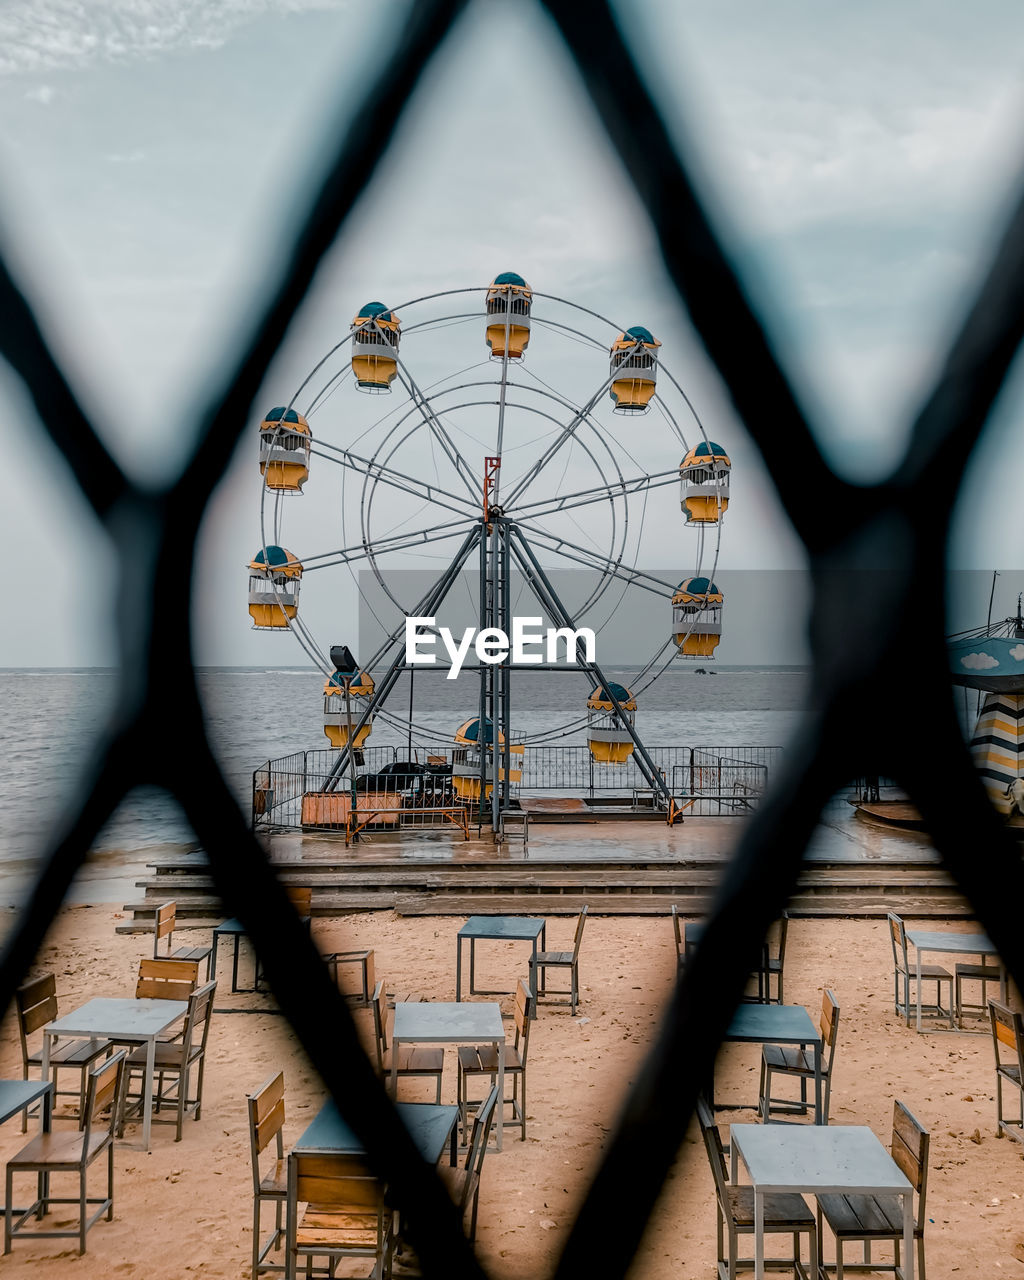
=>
[211,930,220,985]
[469,939,476,997]
[496,1036,505,1154]
[232,934,241,994]
[142,1038,156,1151]
[530,938,538,1017]
[456,937,463,1003]
[754,1187,765,1280]
[915,950,923,1033]
[902,1188,914,1280]
[389,1042,399,1098]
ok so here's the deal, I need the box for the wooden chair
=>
[696,1097,816,1279]
[457,979,533,1142]
[121,980,216,1140]
[4,1049,127,1256]
[152,900,213,979]
[759,989,840,1124]
[989,999,1024,1144]
[371,979,444,1103]
[136,956,200,1044]
[285,1151,393,1280]
[15,973,110,1131]
[763,913,789,1004]
[530,905,588,1015]
[439,1085,499,1241]
[887,913,953,1028]
[247,1071,288,1277]
[817,1100,929,1280]
[955,956,1002,1026]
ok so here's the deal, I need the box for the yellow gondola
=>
[609,325,661,413]
[259,406,311,492]
[247,545,302,629]
[323,670,375,751]
[680,440,730,524]
[351,301,401,392]
[672,577,724,658]
[586,682,637,764]
[451,717,523,802]
[485,271,532,360]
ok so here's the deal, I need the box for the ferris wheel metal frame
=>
[255,281,729,832]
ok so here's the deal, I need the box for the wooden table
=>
[906,929,1005,1032]
[456,916,546,1002]
[211,918,259,994]
[720,1003,823,1123]
[391,1003,506,1150]
[731,1123,914,1280]
[41,998,187,1150]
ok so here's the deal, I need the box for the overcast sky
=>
[2,1,1024,666]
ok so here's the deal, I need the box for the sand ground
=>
[0,905,1022,1279]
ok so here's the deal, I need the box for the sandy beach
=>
[1,902,1022,1279]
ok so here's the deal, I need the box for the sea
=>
[0,664,924,901]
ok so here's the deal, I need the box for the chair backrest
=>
[181,981,217,1060]
[989,999,1024,1075]
[695,1097,729,1203]
[136,956,201,1001]
[370,979,388,1071]
[767,912,789,967]
[153,901,176,957]
[15,973,58,1070]
[513,979,534,1061]
[288,1150,384,1215]
[572,905,589,960]
[248,1071,286,1194]
[888,912,909,974]
[670,906,684,968]
[890,1099,929,1224]
[287,886,312,919]
[819,989,840,1069]
[464,1084,500,1178]
[82,1049,127,1146]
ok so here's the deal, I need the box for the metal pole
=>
[500,520,512,831]
[345,676,358,840]
[477,518,488,827]
[490,517,501,837]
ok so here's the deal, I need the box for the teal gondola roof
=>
[592,682,633,703]
[263,406,301,423]
[679,576,720,595]
[493,271,526,286]
[625,325,656,344]
[251,545,290,567]
[456,716,497,743]
[690,440,726,457]
[357,301,394,321]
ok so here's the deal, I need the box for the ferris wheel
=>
[248,275,731,828]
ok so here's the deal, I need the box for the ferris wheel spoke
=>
[516,521,677,597]
[502,367,618,507]
[310,441,476,518]
[301,518,474,571]
[514,468,678,520]
[394,362,480,501]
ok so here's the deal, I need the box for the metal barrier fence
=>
[253,743,783,828]
[5,3,1024,1279]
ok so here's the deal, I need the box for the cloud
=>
[24,84,54,104]
[961,651,1000,670]
[0,1,347,75]
[1010,644,1024,661]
